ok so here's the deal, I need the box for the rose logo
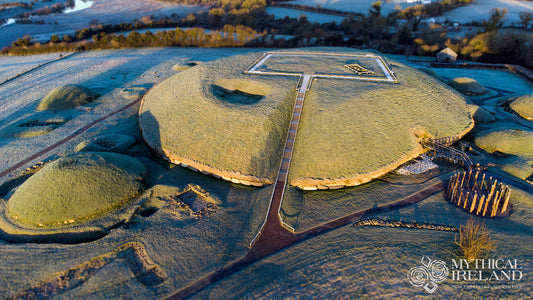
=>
[408,256,449,293]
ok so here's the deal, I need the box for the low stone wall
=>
[354,219,458,232]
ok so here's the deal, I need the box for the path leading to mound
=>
[166,63,446,298]
[167,179,445,299]
[250,75,313,245]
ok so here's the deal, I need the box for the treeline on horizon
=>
[2,0,533,69]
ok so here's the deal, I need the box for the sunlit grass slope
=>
[6,152,147,228]
[139,52,297,185]
[290,57,473,189]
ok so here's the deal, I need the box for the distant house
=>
[436,47,457,63]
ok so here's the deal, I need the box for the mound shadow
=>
[211,84,265,105]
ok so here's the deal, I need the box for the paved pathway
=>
[250,75,313,245]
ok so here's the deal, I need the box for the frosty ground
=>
[0,47,531,299]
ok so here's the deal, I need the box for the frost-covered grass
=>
[432,68,533,95]
[37,84,100,111]
[255,53,388,78]
[446,77,487,96]
[475,128,533,157]
[434,0,533,25]
[265,7,344,23]
[6,152,146,228]
[0,52,66,83]
[290,0,410,15]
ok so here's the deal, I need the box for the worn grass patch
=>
[37,84,100,111]
[5,152,147,228]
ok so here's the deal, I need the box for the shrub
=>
[455,217,494,260]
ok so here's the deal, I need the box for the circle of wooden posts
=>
[445,170,512,218]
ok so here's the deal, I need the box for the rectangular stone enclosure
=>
[245,52,397,83]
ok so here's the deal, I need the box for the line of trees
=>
[2,25,263,55]
[2,0,532,68]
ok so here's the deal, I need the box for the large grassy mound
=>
[139,48,472,188]
[6,152,147,228]
[509,94,533,121]
[140,52,297,186]
[446,77,487,96]
[37,84,99,111]
[290,60,473,188]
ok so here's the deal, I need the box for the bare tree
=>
[519,11,533,30]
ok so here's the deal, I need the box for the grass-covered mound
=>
[139,48,472,189]
[500,156,533,180]
[446,77,487,96]
[140,52,298,186]
[475,128,533,157]
[5,152,147,228]
[289,54,473,189]
[509,94,533,121]
[37,84,99,111]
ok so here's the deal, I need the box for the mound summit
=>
[139,48,473,189]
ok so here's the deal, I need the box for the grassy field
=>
[140,52,298,183]
[0,47,277,298]
[290,59,472,188]
[196,182,532,299]
[281,164,456,232]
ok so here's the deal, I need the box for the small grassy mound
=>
[6,152,147,228]
[475,128,533,157]
[509,94,533,121]
[447,77,487,96]
[75,134,136,153]
[500,156,533,180]
[37,84,99,111]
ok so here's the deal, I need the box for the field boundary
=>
[0,52,77,86]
